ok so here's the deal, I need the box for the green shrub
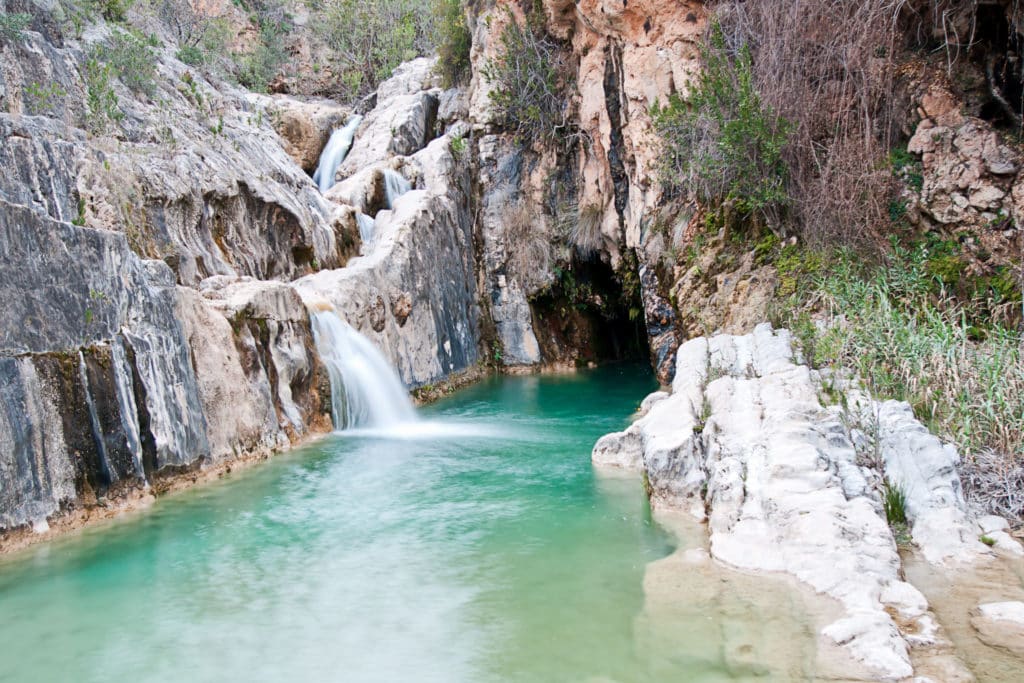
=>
[83,56,122,133]
[654,23,790,230]
[483,8,573,147]
[0,11,32,42]
[90,0,134,22]
[434,0,470,87]
[176,44,204,66]
[317,0,435,101]
[94,30,159,96]
[233,17,288,92]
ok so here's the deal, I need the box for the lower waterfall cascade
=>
[309,309,417,431]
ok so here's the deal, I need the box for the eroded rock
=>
[592,324,987,679]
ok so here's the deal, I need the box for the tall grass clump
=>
[789,244,1024,517]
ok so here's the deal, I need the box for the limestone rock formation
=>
[907,87,1024,266]
[261,95,350,172]
[591,323,1016,679]
[0,19,480,536]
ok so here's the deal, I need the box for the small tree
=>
[434,0,470,87]
[483,8,573,147]
[654,24,790,233]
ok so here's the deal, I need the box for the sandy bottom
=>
[903,548,1024,682]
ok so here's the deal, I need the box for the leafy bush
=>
[654,23,790,231]
[24,82,67,114]
[317,0,435,101]
[90,0,133,22]
[709,1,902,248]
[234,18,288,92]
[83,56,123,133]
[434,0,470,87]
[0,11,32,42]
[483,8,573,147]
[157,0,233,70]
[93,29,159,96]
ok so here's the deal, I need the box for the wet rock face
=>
[263,95,349,172]
[0,34,342,530]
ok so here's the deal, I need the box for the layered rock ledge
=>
[593,323,1022,680]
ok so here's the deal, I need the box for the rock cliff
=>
[0,15,482,538]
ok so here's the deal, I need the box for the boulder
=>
[263,95,349,172]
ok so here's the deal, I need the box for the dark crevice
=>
[603,43,630,220]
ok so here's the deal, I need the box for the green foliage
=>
[0,11,32,42]
[90,0,134,22]
[234,10,288,92]
[777,243,1024,461]
[882,481,907,526]
[889,146,924,192]
[653,23,790,227]
[176,44,204,66]
[72,199,87,226]
[94,30,159,96]
[980,534,996,547]
[24,82,67,114]
[317,0,435,101]
[449,133,466,157]
[83,56,123,133]
[483,7,572,146]
[434,0,470,87]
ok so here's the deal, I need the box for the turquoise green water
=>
[0,367,799,682]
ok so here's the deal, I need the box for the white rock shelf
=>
[593,323,1022,680]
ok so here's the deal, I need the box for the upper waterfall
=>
[312,115,363,193]
[309,309,417,430]
[383,169,411,209]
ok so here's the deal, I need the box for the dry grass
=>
[557,203,604,259]
[802,249,1024,518]
[712,0,904,247]
[503,203,552,293]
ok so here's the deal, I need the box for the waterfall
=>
[78,351,115,487]
[356,211,375,243]
[309,310,417,431]
[383,169,411,209]
[312,115,363,193]
[111,338,147,484]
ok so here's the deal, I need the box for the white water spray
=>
[312,115,363,193]
[310,310,417,430]
[383,169,411,209]
[356,211,376,243]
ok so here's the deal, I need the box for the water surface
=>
[0,366,812,682]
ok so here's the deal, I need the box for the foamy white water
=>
[312,115,363,192]
[309,310,417,430]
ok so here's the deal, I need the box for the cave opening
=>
[529,252,650,366]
